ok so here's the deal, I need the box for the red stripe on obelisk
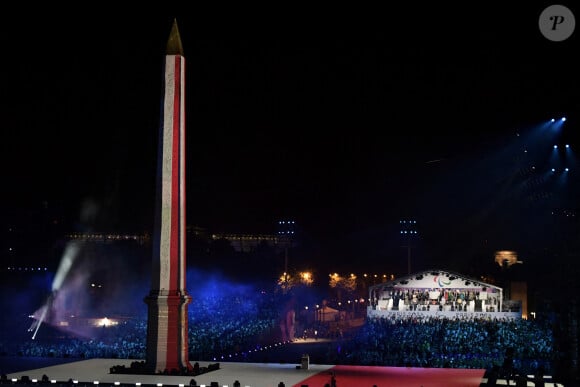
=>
[165,56,182,368]
[170,57,181,292]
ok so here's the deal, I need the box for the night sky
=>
[1,7,578,275]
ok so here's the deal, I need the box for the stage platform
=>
[0,337,563,387]
[6,358,332,387]
[2,357,565,387]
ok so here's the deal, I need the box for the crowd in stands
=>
[0,289,281,362]
[332,313,555,377]
[0,290,558,379]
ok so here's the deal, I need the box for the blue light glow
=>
[562,117,566,121]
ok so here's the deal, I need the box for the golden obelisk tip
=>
[166,18,184,56]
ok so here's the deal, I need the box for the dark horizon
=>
[1,8,578,281]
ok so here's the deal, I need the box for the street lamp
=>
[299,271,313,286]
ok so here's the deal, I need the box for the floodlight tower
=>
[400,220,418,275]
[277,219,296,293]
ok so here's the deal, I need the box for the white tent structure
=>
[316,305,340,322]
[367,269,520,319]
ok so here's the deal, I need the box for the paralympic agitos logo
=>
[433,275,451,287]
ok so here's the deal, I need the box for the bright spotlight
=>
[552,168,556,172]
[565,168,569,172]
[554,145,558,149]
[551,118,555,122]
[562,117,567,121]
[566,144,570,149]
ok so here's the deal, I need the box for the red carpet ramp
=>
[294,365,486,387]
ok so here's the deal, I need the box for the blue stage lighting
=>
[566,144,570,149]
[554,145,558,149]
[565,168,569,172]
[552,168,556,172]
[551,118,555,122]
[562,117,567,121]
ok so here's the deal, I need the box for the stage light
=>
[552,168,556,172]
[565,168,569,172]
[554,145,558,149]
[566,144,570,148]
[562,117,567,121]
[551,118,555,122]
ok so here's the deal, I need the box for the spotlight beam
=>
[29,242,81,339]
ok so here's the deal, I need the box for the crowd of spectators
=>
[0,289,282,363]
[333,313,555,377]
[0,291,558,380]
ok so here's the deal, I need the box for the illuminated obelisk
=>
[144,19,192,374]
